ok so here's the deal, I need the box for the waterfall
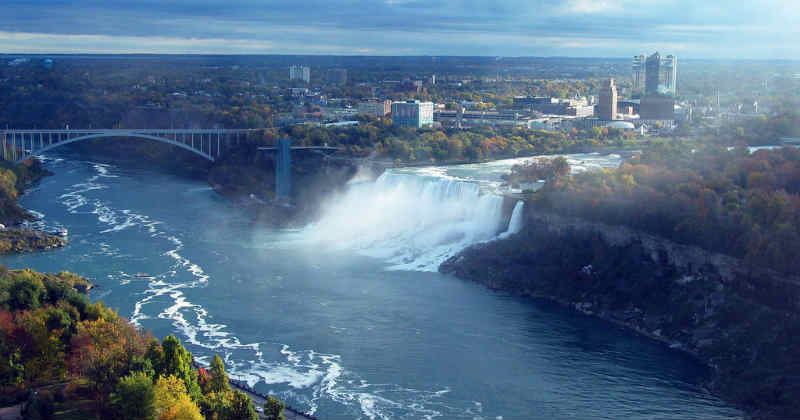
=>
[499,201,525,239]
[304,170,512,271]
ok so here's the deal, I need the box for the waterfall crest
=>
[305,171,516,271]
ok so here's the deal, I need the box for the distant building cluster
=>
[272,52,691,136]
[634,52,677,97]
[630,52,680,123]
[289,65,310,83]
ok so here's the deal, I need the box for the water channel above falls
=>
[0,154,740,419]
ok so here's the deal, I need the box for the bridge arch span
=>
[13,132,215,164]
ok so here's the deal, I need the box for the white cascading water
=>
[305,170,513,271]
[499,200,524,239]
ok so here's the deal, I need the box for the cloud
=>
[562,0,624,14]
[0,0,797,58]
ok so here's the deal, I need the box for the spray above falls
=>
[304,170,523,271]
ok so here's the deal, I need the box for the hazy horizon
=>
[1,0,798,59]
[1,53,798,63]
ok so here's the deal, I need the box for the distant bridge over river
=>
[0,128,255,163]
[0,128,343,200]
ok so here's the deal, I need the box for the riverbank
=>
[0,158,70,254]
[440,210,800,418]
[0,228,66,254]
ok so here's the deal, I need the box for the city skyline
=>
[0,1,798,58]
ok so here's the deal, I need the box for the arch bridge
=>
[1,128,345,201]
[0,128,255,164]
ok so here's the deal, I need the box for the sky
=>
[0,0,798,58]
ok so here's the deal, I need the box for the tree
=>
[505,156,571,188]
[113,371,156,420]
[200,389,256,420]
[17,308,66,384]
[158,336,201,401]
[200,391,229,420]
[153,375,204,420]
[208,355,231,394]
[228,390,257,420]
[264,396,286,420]
[162,396,204,420]
[69,315,152,414]
[7,277,44,311]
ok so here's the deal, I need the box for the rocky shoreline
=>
[0,158,69,255]
[0,228,67,254]
[440,210,800,418]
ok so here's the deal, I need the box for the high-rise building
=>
[662,54,677,96]
[289,65,310,83]
[632,55,645,92]
[598,79,618,121]
[645,52,661,96]
[639,52,678,96]
[391,100,434,128]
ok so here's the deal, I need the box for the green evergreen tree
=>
[159,335,202,401]
[229,390,258,420]
[113,371,156,420]
[209,354,231,394]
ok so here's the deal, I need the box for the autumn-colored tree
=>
[69,314,152,413]
[16,307,67,384]
[197,366,212,394]
[153,375,204,420]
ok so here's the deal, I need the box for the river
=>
[0,154,740,419]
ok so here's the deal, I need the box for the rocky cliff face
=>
[440,210,800,418]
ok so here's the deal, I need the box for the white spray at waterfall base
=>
[304,171,519,271]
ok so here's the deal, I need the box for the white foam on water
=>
[91,163,119,178]
[19,200,68,237]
